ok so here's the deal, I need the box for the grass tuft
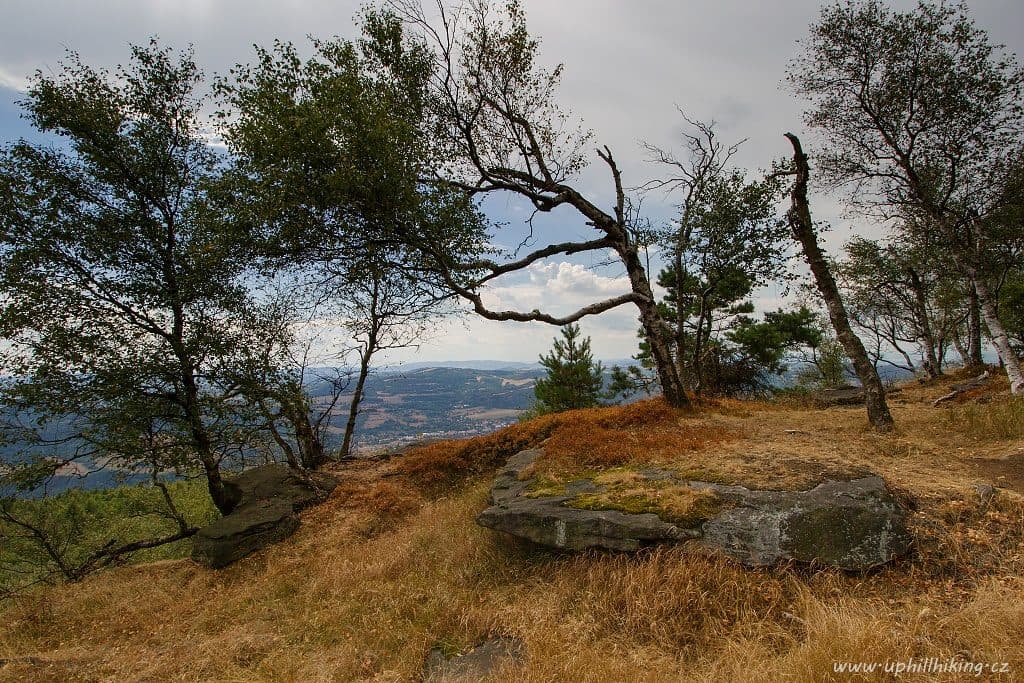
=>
[954,396,1024,441]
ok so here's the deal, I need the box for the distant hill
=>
[322,366,544,451]
[380,360,541,372]
[1,366,547,495]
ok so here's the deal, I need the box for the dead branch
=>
[933,371,990,407]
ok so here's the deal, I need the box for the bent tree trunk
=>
[784,133,895,431]
[194,427,238,515]
[619,241,689,408]
[294,406,327,469]
[970,274,1024,395]
[180,364,239,515]
[640,297,689,407]
[341,278,382,458]
[425,157,691,409]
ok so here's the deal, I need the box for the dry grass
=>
[393,398,730,489]
[2,375,1023,681]
[392,412,562,485]
[2,479,1021,682]
[538,399,731,475]
[954,395,1024,441]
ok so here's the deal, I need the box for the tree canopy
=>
[532,324,605,414]
[0,42,273,514]
[788,0,1024,393]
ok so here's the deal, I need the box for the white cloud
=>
[478,260,630,315]
[301,260,643,364]
[527,261,628,297]
[0,66,28,92]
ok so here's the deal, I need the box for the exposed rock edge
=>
[476,449,912,571]
[192,464,338,569]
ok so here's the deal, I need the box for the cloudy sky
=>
[2,0,1022,365]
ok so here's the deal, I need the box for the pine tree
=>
[532,324,604,414]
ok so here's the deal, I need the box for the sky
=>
[2,0,1022,365]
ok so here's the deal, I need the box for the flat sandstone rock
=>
[476,450,912,571]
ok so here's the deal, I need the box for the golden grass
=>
[392,412,562,485]
[538,401,730,474]
[2,477,1021,682]
[2,375,1023,681]
[393,398,731,493]
[954,395,1024,441]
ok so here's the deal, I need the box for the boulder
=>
[696,477,912,569]
[812,385,866,407]
[476,450,695,551]
[933,371,991,406]
[229,463,338,510]
[424,637,526,681]
[191,500,299,569]
[192,464,338,569]
[476,450,912,571]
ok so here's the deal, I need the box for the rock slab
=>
[192,464,338,568]
[812,385,866,407]
[424,637,526,681]
[696,477,912,569]
[476,450,912,571]
[476,450,695,552]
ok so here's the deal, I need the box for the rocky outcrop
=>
[933,371,991,406]
[696,477,911,569]
[192,464,338,569]
[476,450,696,551]
[476,450,912,571]
[812,385,866,407]
[424,637,526,681]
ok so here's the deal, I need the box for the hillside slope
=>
[1,373,1023,682]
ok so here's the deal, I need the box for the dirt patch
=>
[974,451,1024,494]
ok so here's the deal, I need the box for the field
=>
[1,372,1022,681]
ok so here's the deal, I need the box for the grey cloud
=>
[3,0,1021,362]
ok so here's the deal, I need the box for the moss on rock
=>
[569,484,729,529]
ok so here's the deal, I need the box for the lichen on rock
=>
[476,449,912,570]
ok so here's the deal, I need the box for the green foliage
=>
[703,307,824,396]
[215,18,488,286]
[0,41,285,514]
[783,0,1024,413]
[835,235,962,376]
[619,304,826,399]
[216,21,491,457]
[789,0,1024,391]
[796,336,849,389]
[788,0,1024,228]
[629,118,802,397]
[605,364,657,403]
[531,324,604,415]
[0,479,215,594]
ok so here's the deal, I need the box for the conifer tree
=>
[532,324,604,414]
